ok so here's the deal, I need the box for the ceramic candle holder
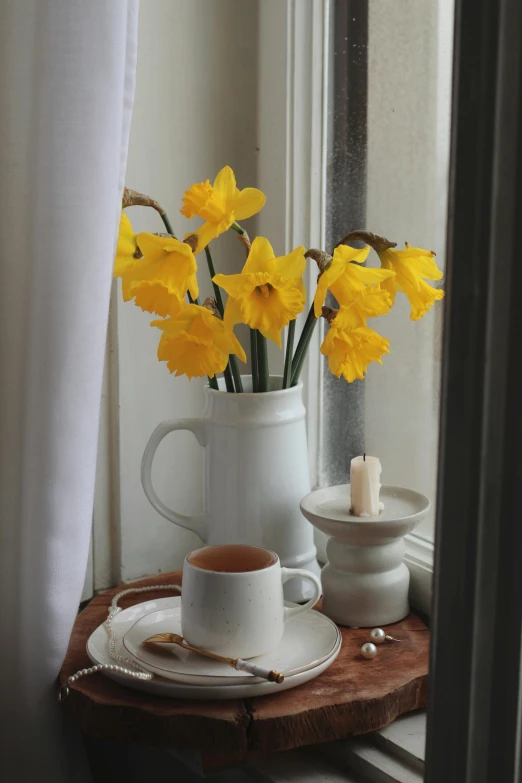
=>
[300,485,430,627]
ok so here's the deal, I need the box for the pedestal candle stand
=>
[300,485,430,627]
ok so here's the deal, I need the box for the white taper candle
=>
[350,454,383,517]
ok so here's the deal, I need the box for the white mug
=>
[181,544,322,659]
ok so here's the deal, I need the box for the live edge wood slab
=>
[60,571,428,771]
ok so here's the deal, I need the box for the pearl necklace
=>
[58,583,181,701]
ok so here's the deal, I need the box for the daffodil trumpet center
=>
[256,282,274,298]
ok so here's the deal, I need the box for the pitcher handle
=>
[141,419,207,540]
[281,568,322,621]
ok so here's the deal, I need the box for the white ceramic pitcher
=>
[141,376,320,602]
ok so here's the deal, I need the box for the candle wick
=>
[363,452,366,461]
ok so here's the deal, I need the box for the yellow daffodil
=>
[119,233,199,318]
[313,244,395,317]
[181,165,266,253]
[114,211,142,299]
[151,304,246,379]
[321,314,390,383]
[214,237,306,347]
[334,285,393,329]
[377,243,444,320]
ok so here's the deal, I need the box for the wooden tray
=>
[60,571,429,770]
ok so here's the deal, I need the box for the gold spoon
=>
[143,632,284,683]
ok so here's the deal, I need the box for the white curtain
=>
[0,1,139,780]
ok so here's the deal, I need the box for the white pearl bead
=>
[361,642,377,659]
[370,628,386,645]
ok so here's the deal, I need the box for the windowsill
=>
[168,710,427,781]
[405,533,434,617]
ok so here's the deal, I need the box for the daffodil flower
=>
[181,165,266,253]
[333,285,393,329]
[313,244,395,317]
[213,237,306,347]
[321,311,390,383]
[113,212,143,300]
[377,243,444,320]
[119,233,199,318]
[151,304,246,379]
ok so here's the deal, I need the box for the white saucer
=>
[122,602,340,686]
[86,597,341,700]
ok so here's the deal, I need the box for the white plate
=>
[122,603,340,685]
[86,597,341,700]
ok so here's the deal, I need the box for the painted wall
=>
[114,0,260,583]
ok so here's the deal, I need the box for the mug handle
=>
[141,419,207,540]
[281,568,322,621]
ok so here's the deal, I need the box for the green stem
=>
[204,246,225,314]
[208,375,219,390]
[204,245,243,393]
[256,331,269,393]
[229,356,243,393]
[160,212,176,236]
[250,329,259,392]
[290,306,318,387]
[282,320,296,389]
[223,365,235,393]
[231,221,245,235]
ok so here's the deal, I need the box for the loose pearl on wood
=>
[370,628,386,645]
[361,642,377,659]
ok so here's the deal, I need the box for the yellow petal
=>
[114,212,140,279]
[187,272,199,301]
[379,272,397,306]
[116,213,137,258]
[242,237,276,275]
[313,255,349,316]
[259,323,284,348]
[274,246,306,281]
[151,312,193,339]
[223,294,244,329]
[398,276,445,320]
[390,246,443,281]
[213,326,247,363]
[213,273,255,299]
[313,268,334,317]
[330,265,394,307]
[213,165,237,207]
[233,187,267,220]
[334,244,371,265]
[191,221,222,254]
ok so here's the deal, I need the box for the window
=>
[321,1,453,540]
[86,1,453,615]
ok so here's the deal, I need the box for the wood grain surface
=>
[60,571,429,766]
